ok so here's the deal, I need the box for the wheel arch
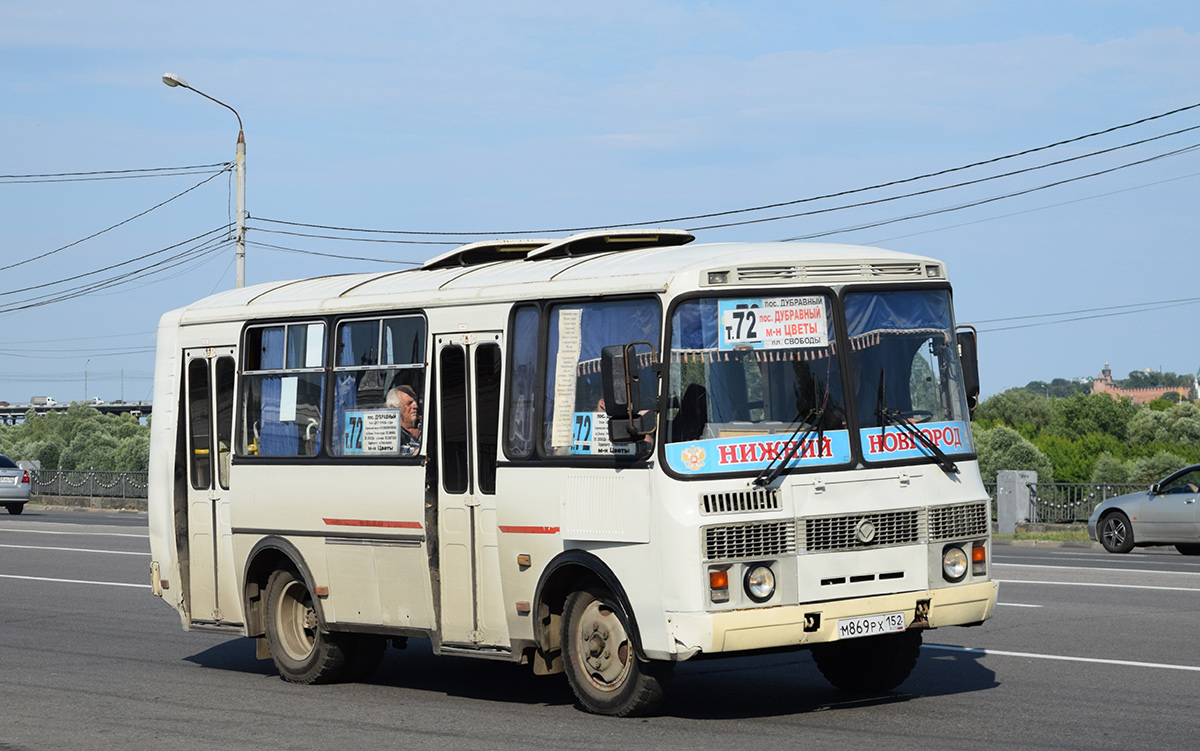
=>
[242,536,326,638]
[532,550,647,662]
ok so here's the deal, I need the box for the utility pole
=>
[162,73,247,287]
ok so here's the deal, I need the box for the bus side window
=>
[506,305,539,459]
[187,358,212,489]
[239,322,326,457]
[330,314,427,457]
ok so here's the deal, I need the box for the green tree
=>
[1033,432,1125,484]
[0,404,148,470]
[1050,393,1137,441]
[1090,452,1133,483]
[973,389,1054,435]
[1020,378,1089,399]
[975,425,1055,483]
[1120,370,1193,390]
[1131,451,1189,483]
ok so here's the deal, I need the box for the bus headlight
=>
[942,545,968,582]
[744,564,776,602]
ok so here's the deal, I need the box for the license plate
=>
[0,476,16,485]
[837,612,907,640]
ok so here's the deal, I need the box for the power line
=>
[0,168,233,273]
[776,141,1200,240]
[0,224,232,298]
[0,231,230,315]
[865,169,1200,245]
[248,240,424,265]
[248,225,459,246]
[252,99,1200,237]
[0,330,156,346]
[975,299,1200,333]
[0,162,232,184]
[0,161,231,179]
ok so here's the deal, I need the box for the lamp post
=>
[84,359,90,402]
[162,73,246,288]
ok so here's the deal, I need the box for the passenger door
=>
[1141,486,1200,542]
[434,332,507,647]
[183,348,240,624]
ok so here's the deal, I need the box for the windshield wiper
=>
[753,406,825,488]
[875,369,958,474]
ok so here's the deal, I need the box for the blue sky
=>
[2,1,1199,404]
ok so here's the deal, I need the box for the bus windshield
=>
[663,288,973,477]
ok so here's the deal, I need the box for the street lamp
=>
[84,359,91,402]
[162,73,246,288]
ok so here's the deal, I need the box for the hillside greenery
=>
[972,385,1200,484]
[0,404,149,472]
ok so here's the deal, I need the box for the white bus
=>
[148,229,996,716]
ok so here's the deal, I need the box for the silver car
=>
[0,454,30,515]
[1088,464,1200,555]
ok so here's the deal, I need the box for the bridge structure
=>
[0,402,152,425]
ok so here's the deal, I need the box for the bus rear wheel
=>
[812,629,922,693]
[561,585,672,717]
[264,566,348,684]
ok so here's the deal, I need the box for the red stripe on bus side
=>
[498,526,561,534]
[322,518,423,529]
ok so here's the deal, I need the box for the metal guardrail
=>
[31,469,149,500]
[982,480,1148,525]
[1026,482,1149,523]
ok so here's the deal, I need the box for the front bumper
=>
[665,580,997,659]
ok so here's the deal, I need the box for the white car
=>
[1088,464,1200,555]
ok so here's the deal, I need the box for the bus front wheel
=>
[264,566,348,684]
[812,629,922,693]
[561,585,672,717]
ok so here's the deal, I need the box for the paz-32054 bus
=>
[147,229,995,716]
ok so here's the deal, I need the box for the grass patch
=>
[995,529,1093,543]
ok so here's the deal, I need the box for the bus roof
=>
[172,234,946,325]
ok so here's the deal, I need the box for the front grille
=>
[736,265,800,282]
[704,520,796,561]
[701,488,780,515]
[733,261,927,284]
[801,509,922,552]
[929,502,989,540]
[869,262,923,277]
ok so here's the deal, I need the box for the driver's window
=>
[1164,470,1200,493]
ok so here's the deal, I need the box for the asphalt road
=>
[2,507,1198,751]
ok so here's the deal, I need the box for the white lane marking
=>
[925,643,1200,672]
[0,543,148,556]
[0,573,149,589]
[994,562,1200,577]
[995,602,1042,608]
[0,527,146,539]
[997,579,1200,593]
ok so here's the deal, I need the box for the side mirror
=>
[601,342,657,443]
[956,327,980,418]
[1150,483,1161,495]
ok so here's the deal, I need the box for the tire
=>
[342,634,387,681]
[812,629,922,693]
[1175,544,1200,556]
[6,503,24,515]
[263,566,349,684]
[1099,511,1135,554]
[561,585,673,717]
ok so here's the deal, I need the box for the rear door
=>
[434,332,507,647]
[183,347,240,624]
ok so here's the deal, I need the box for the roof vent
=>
[524,228,694,261]
[422,239,553,270]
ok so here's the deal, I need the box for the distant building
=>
[1090,362,1194,404]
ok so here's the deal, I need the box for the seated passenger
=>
[386,385,421,455]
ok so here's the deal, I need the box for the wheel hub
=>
[577,601,632,691]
